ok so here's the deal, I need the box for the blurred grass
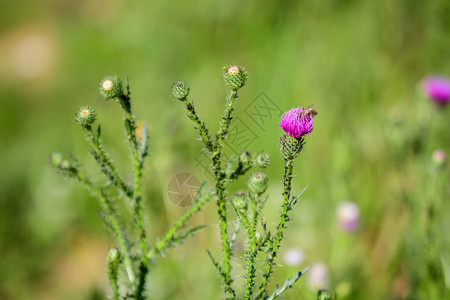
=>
[0,0,449,299]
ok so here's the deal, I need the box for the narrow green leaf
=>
[267,266,310,300]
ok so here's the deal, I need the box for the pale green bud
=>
[232,191,247,211]
[171,80,190,100]
[253,151,270,169]
[75,106,96,127]
[99,75,123,100]
[247,172,269,195]
[222,65,248,90]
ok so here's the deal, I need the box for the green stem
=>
[119,94,149,299]
[183,98,214,153]
[245,194,259,299]
[83,127,133,198]
[257,159,293,299]
[110,278,119,300]
[147,190,213,261]
[213,89,238,298]
[76,170,136,285]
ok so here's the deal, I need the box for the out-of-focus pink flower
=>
[283,248,305,266]
[278,107,314,138]
[337,201,360,232]
[307,262,329,290]
[432,149,446,166]
[423,76,450,104]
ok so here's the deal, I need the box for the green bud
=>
[317,289,333,300]
[225,155,239,178]
[171,80,190,100]
[255,231,263,244]
[107,248,121,267]
[232,191,247,211]
[99,75,123,100]
[75,106,96,127]
[279,134,304,160]
[107,248,121,289]
[222,65,248,90]
[239,151,252,167]
[253,151,270,169]
[60,160,72,170]
[247,172,269,195]
[49,152,63,167]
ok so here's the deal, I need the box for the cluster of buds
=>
[223,65,248,90]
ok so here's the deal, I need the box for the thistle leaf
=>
[289,184,310,206]
[267,266,310,300]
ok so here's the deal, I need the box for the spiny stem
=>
[213,89,238,298]
[216,90,237,152]
[245,193,259,299]
[147,189,213,261]
[182,98,214,153]
[119,94,149,299]
[83,127,133,198]
[76,169,136,285]
[257,159,294,299]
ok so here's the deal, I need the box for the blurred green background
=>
[0,0,449,299]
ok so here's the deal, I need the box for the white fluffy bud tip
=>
[227,65,240,74]
[102,79,114,91]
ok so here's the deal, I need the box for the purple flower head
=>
[423,76,450,104]
[278,107,314,138]
[336,201,360,232]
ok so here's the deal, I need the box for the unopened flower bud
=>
[247,172,269,195]
[225,155,239,178]
[253,151,270,169]
[49,152,63,167]
[75,106,96,127]
[222,65,248,90]
[108,247,120,262]
[99,75,123,100]
[171,80,190,100]
[232,191,247,211]
[107,248,121,285]
[239,151,252,166]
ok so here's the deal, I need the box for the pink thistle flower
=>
[336,201,360,232]
[422,76,450,104]
[283,248,305,266]
[307,262,329,290]
[278,107,314,138]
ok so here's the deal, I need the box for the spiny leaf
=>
[289,184,310,206]
[206,249,226,280]
[267,266,310,300]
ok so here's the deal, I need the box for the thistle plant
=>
[172,66,317,299]
[50,66,317,299]
[50,76,213,299]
